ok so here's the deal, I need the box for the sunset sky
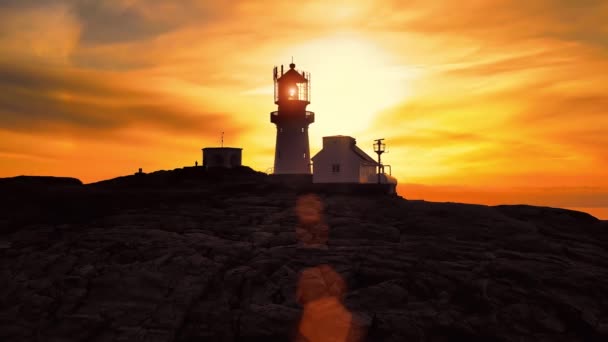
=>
[1,0,607,218]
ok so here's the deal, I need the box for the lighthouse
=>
[271,61,315,174]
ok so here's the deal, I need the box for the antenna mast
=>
[373,138,386,184]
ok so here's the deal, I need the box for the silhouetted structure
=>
[271,61,314,174]
[374,138,395,185]
[311,136,397,194]
[266,60,396,193]
[202,147,242,169]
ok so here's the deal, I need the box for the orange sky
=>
[0,0,607,218]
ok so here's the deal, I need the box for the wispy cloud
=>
[0,61,243,136]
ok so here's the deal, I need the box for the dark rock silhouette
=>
[0,175,82,189]
[0,168,607,341]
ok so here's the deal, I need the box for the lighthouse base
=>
[268,174,313,188]
[268,175,397,195]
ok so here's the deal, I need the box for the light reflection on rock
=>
[295,264,367,342]
[295,194,329,248]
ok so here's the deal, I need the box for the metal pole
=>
[377,143,381,184]
[374,138,385,184]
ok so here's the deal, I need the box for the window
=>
[332,164,341,173]
[279,128,283,133]
[303,153,306,158]
[301,128,304,133]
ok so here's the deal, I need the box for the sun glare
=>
[279,33,419,138]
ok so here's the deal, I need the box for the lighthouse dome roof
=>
[278,65,307,83]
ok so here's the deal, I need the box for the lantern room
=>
[273,62,310,104]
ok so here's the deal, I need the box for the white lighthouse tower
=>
[271,61,314,174]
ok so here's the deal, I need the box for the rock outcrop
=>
[0,170,607,341]
[0,175,82,189]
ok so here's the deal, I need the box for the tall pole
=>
[221,131,224,148]
[374,138,385,184]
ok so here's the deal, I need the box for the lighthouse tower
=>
[271,61,315,174]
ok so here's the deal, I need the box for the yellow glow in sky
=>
[284,33,419,135]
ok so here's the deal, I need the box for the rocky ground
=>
[1,170,607,341]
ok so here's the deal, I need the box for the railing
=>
[376,165,392,176]
[270,111,315,121]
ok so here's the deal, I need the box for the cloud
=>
[361,0,608,187]
[0,61,245,138]
[374,0,608,47]
[367,76,608,186]
[0,0,233,45]
[0,2,80,64]
[73,1,172,45]
[388,129,487,148]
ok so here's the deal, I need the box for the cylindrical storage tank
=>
[366,173,398,185]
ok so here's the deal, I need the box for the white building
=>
[312,135,396,184]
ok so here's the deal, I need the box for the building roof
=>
[352,145,379,165]
[311,136,379,165]
[202,147,242,151]
[278,64,308,83]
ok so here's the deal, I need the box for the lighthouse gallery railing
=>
[270,111,314,122]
